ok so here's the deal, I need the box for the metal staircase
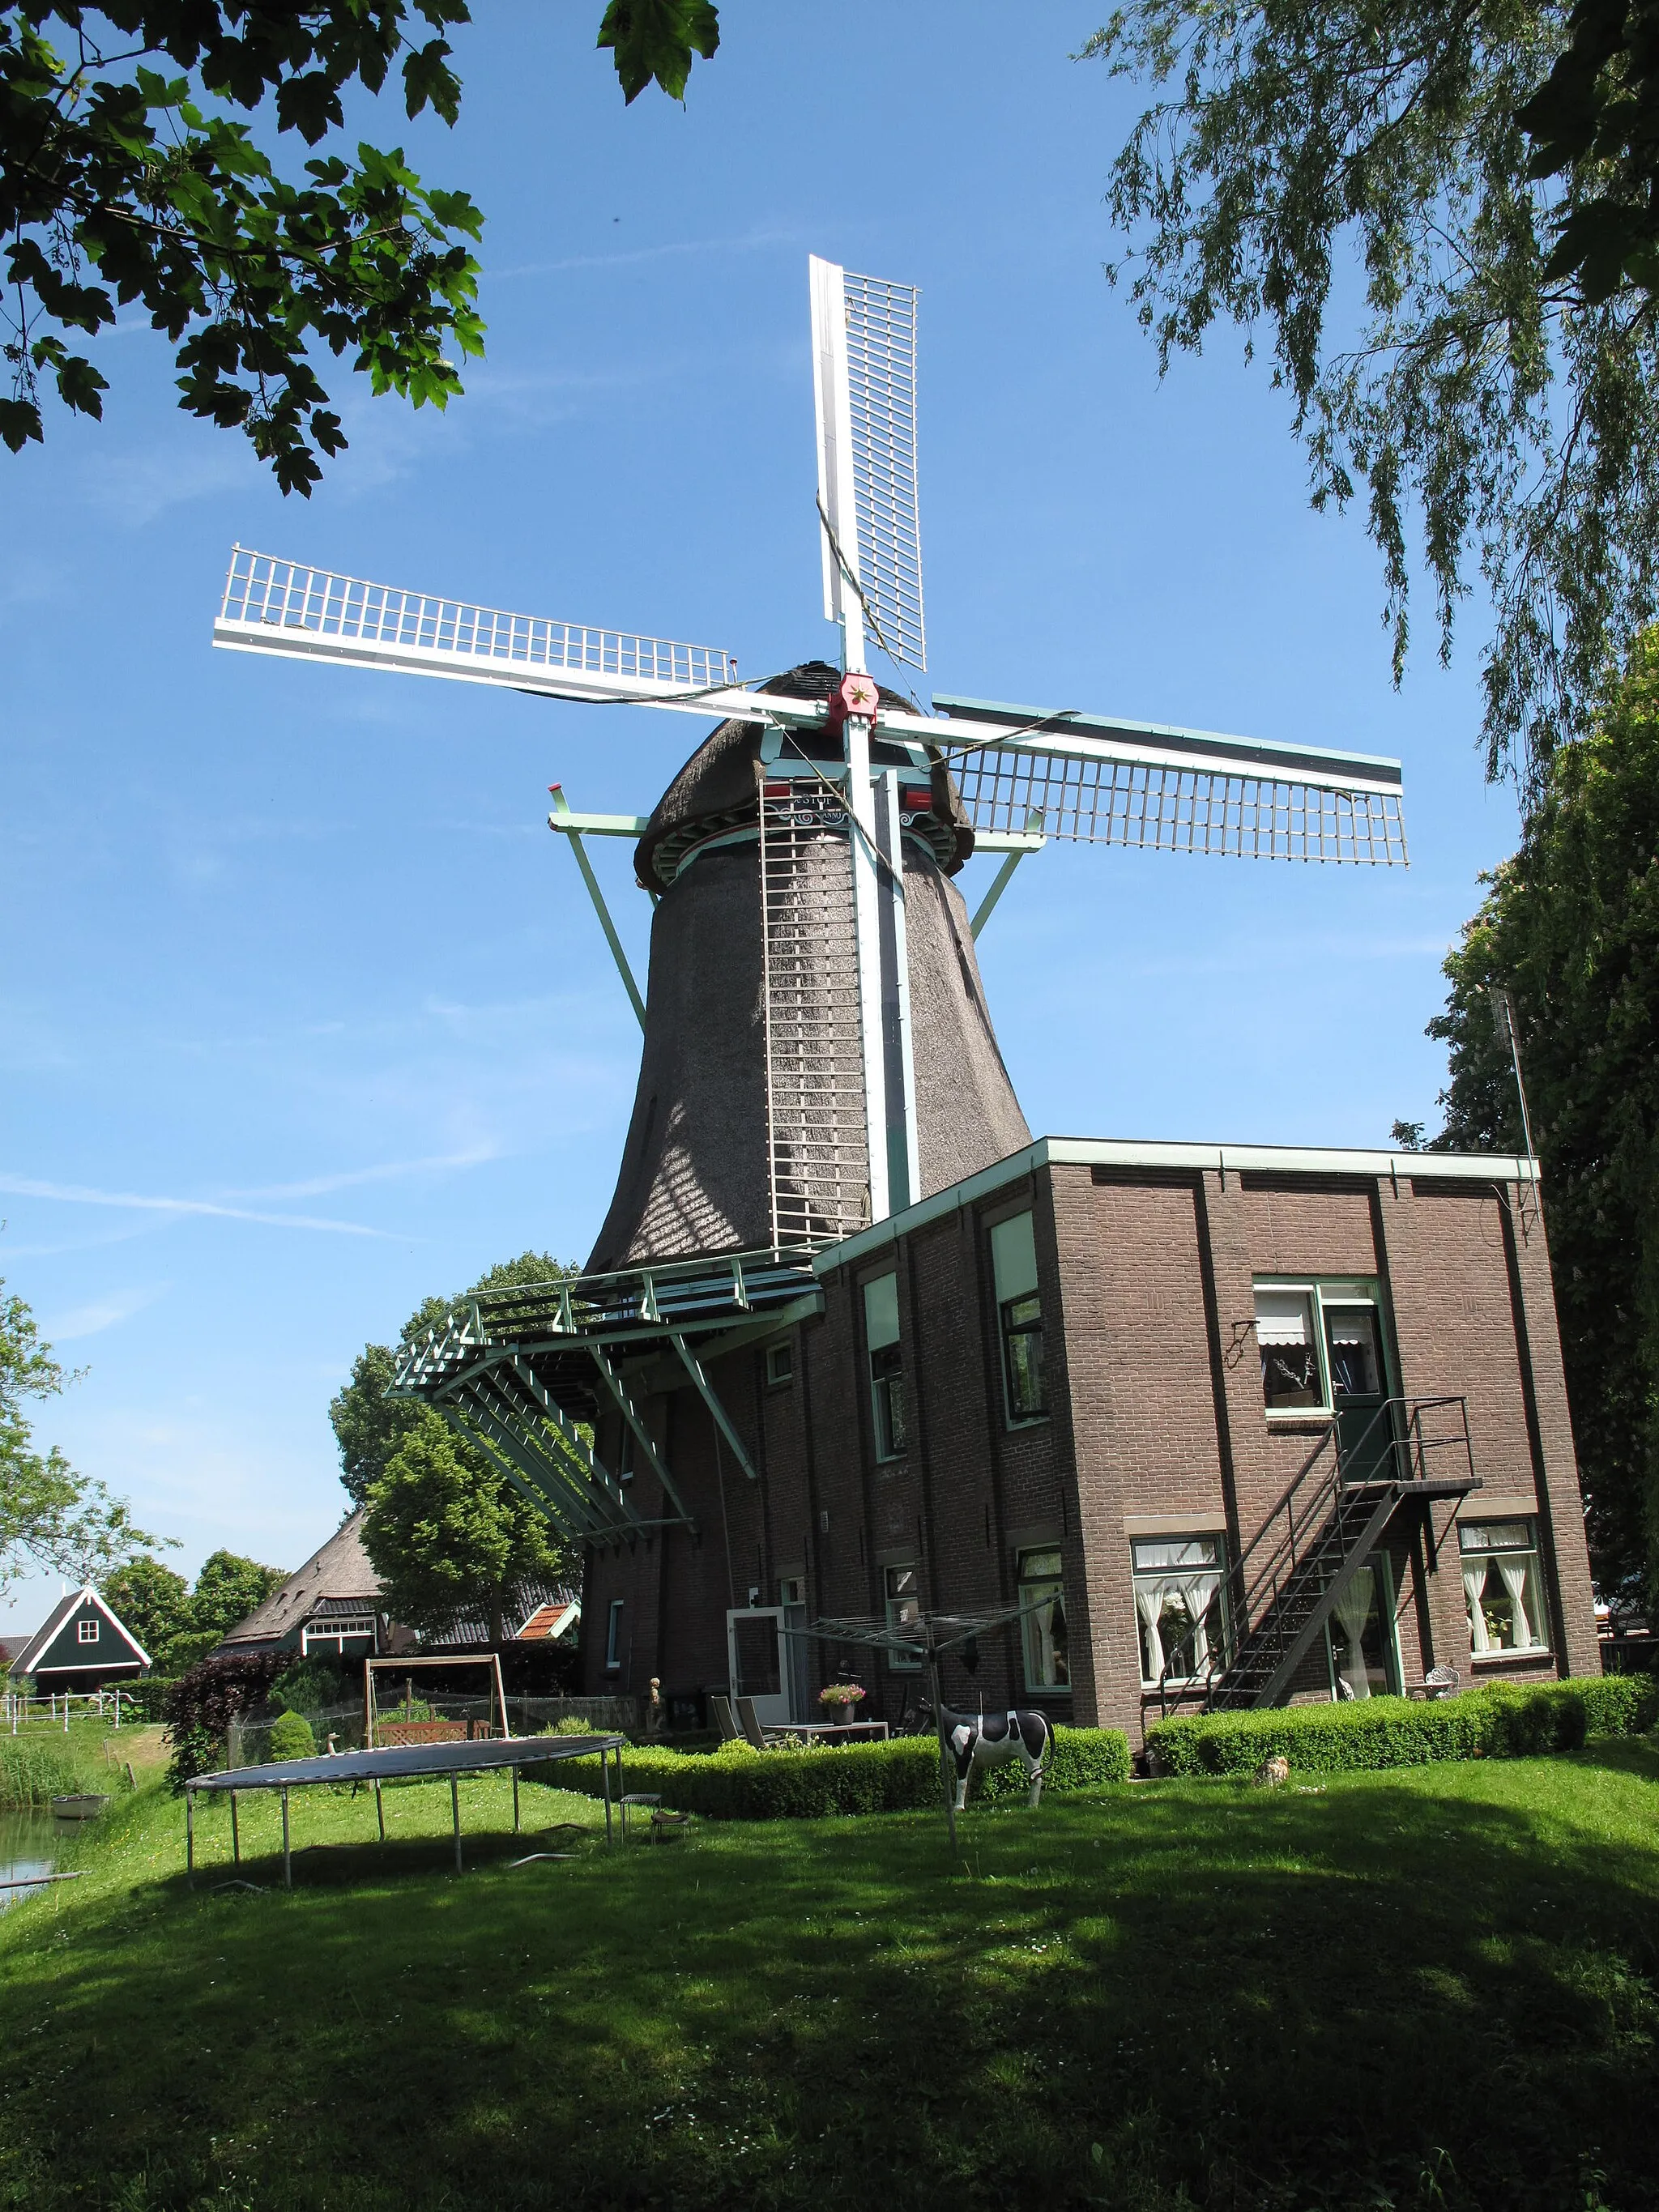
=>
[757,776,869,1251]
[1205,1396,1479,1711]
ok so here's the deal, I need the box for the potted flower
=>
[818,1683,866,1728]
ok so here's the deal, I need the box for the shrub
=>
[163,1648,291,1791]
[115,1678,176,1724]
[535,1724,1131,1820]
[267,1711,318,1762]
[269,1659,352,1715]
[1145,1675,1659,1778]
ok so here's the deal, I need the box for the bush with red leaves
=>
[163,1648,290,1791]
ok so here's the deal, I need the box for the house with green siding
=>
[11,1586,151,1691]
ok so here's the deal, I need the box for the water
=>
[0,1811,58,1907]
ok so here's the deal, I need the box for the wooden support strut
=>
[668,1331,759,1481]
[586,1341,697,1530]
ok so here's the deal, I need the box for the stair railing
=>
[1209,1395,1476,1709]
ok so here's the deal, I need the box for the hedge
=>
[536,1724,1130,1820]
[1145,1675,1659,1779]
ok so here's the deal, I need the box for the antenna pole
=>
[1490,986,1542,1231]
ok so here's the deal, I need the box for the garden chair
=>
[733,1695,772,1750]
[709,1694,741,1742]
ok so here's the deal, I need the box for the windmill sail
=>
[214,548,738,704]
[929,695,1407,865]
[811,258,927,672]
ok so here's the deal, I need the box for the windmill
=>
[211,254,1407,1269]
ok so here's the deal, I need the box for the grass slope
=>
[0,1745,1655,2211]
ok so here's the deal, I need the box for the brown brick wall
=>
[580,1158,1597,1748]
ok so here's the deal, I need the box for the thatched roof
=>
[217,1510,381,1650]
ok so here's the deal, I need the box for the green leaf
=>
[403,37,462,126]
[0,398,43,453]
[597,0,719,104]
[53,355,108,420]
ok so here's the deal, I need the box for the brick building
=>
[572,1138,1596,1745]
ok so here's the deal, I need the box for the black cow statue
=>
[920,1701,1051,1810]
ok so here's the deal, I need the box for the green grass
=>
[0,1742,1656,2210]
[0,1718,156,1809]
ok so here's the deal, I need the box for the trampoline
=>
[184,1732,626,1888]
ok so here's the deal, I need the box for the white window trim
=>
[1460,1520,1552,1658]
[77,1618,100,1643]
[1016,1549,1068,1695]
[1131,1534,1229,1690]
[1254,1276,1388,1421]
[605,1597,625,1673]
[1323,1551,1404,1700]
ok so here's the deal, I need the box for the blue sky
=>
[1,4,1525,1638]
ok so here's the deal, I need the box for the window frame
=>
[604,1597,625,1673]
[1130,1533,1230,1691]
[1253,1276,1392,1421]
[990,1212,1048,1430]
[1322,1549,1404,1699]
[1458,1516,1551,1658]
[882,1562,922,1671]
[765,1339,794,1388]
[1016,1546,1069,1694]
[76,1617,100,1644]
[864,1273,906,1462]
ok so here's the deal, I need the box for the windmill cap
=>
[634,661,973,889]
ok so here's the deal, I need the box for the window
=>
[1132,1536,1227,1689]
[864,1274,906,1460]
[605,1598,625,1672]
[778,1576,804,1606]
[766,1340,794,1387]
[77,1617,99,1644]
[884,1563,922,1669]
[1255,1281,1389,1417]
[1017,1548,1068,1690]
[302,1617,375,1654]
[1324,1558,1401,1698]
[617,1421,636,1485]
[991,1213,1047,1424]
[1256,1289,1320,1409]
[1461,1519,1549,1656]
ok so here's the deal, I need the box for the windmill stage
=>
[214,258,1596,1745]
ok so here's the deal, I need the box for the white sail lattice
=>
[841,271,926,671]
[952,749,1407,864]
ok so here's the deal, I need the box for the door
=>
[779,1579,809,1724]
[1324,1302,1392,1482]
[727,1608,791,1728]
[1325,1554,1402,1699]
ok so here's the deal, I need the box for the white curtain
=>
[1463,1564,1491,1652]
[1181,1573,1221,1674]
[1030,1592,1059,1685]
[1135,1581,1167,1683]
[1499,1558,1535,1650]
[1332,1568,1375,1698]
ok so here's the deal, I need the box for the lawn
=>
[0,1741,1655,2211]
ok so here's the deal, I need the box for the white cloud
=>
[0,1174,390,1237]
[227,1144,500,1201]
[41,1285,168,1340]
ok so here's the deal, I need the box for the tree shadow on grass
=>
[2,1762,1657,2211]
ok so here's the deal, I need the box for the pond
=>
[0,1811,60,1907]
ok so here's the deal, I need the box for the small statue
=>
[646,1677,667,1740]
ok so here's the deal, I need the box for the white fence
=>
[4,1687,135,1733]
